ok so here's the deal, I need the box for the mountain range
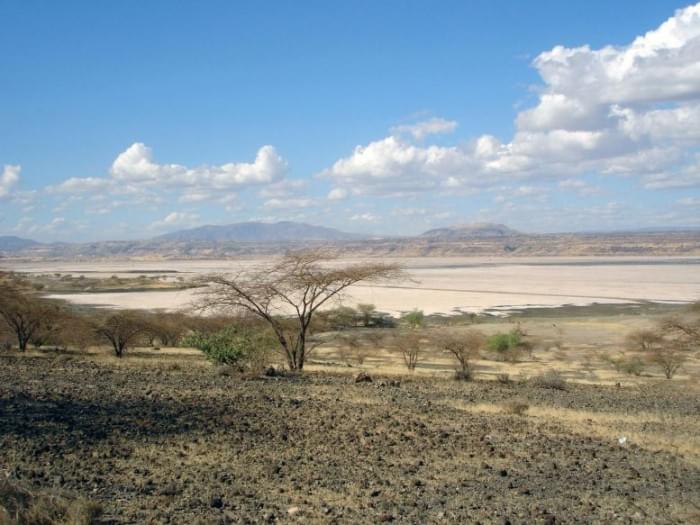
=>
[1,221,700,259]
[154,221,363,243]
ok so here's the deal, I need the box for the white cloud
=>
[678,196,700,206]
[559,179,602,195]
[258,179,307,199]
[150,211,200,230]
[327,187,348,201]
[391,117,458,140]
[322,4,700,196]
[179,191,214,203]
[110,143,286,188]
[320,136,477,196]
[0,165,21,198]
[48,177,110,194]
[392,207,428,216]
[642,155,700,189]
[350,212,378,222]
[263,197,315,209]
[48,143,288,201]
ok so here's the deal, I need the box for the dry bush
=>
[625,329,663,352]
[624,308,699,379]
[531,370,568,390]
[600,352,645,376]
[338,332,373,366]
[647,344,687,379]
[0,478,101,525]
[94,311,150,358]
[144,312,189,347]
[496,373,511,384]
[453,369,472,381]
[503,400,529,416]
[434,329,484,380]
[390,331,423,372]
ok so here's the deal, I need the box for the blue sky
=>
[1,0,699,241]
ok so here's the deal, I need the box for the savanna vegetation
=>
[1,260,700,523]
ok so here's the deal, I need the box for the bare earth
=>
[1,352,699,524]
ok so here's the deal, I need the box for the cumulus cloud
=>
[391,117,458,140]
[150,211,200,230]
[0,165,21,198]
[320,136,477,196]
[110,143,286,187]
[48,143,288,200]
[322,3,700,196]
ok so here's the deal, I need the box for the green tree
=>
[401,309,424,329]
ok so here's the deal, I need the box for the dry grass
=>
[449,398,700,467]
[0,479,101,525]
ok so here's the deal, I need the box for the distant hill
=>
[2,223,700,259]
[155,221,364,243]
[0,236,41,252]
[421,223,521,240]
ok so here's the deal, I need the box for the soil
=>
[1,353,699,524]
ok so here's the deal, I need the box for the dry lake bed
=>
[3,256,699,315]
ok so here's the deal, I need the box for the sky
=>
[1,0,699,242]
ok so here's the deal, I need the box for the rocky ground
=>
[1,353,699,524]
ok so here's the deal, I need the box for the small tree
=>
[401,333,421,372]
[660,314,700,349]
[648,342,686,379]
[145,312,189,347]
[0,285,59,351]
[324,306,359,330]
[625,329,663,352]
[401,309,424,329]
[197,251,402,371]
[339,332,371,365]
[95,312,148,357]
[436,330,485,380]
[356,303,377,327]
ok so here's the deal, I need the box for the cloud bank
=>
[322,3,700,196]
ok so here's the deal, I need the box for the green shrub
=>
[181,326,273,367]
[486,329,529,362]
[487,330,522,353]
[401,309,425,329]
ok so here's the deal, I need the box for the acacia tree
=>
[196,251,402,371]
[0,285,58,351]
[625,304,700,379]
[95,312,149,357]
[436,329,485,379]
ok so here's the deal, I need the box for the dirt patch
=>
[1,354,699,524]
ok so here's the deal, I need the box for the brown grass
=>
[0,479,101,525]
